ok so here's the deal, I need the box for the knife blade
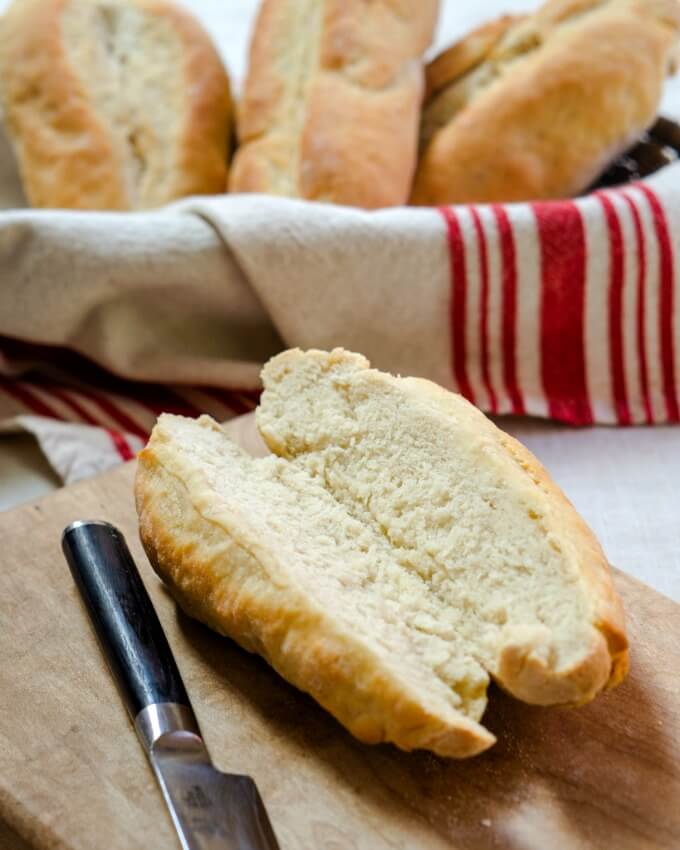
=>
[62,519,281,850]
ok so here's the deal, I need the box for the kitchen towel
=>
[1,161,679,482]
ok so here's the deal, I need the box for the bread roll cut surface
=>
[136,413,495,758]
[257,349,628,705]
[136,348,628,757]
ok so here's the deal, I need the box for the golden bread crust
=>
[424,14,521,101]
[412,0,680,204]
[229,0,438,208]
[144,0,232,201]
[0,0,126,209]
[0,0,232,210]
[495,429,629,694]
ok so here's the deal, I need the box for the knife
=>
[62,519,281,850]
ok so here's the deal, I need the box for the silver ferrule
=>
[134,702,201,754]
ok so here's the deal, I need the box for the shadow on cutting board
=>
[168,577,679,850]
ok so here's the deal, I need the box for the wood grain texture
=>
[1,419,679,849]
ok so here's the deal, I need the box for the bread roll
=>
[0,0,232,210]
[229,0,439,208]
[412,0,680,205]
[136,349,628,758]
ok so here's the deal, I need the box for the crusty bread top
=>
[258,348,629,703]
[229,0,438,208]
[424,14,522,102]
[413,0,680,203]
[423,0,680,142]
[0,0,232,210]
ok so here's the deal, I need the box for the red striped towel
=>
[1,165,678,482]
[439,182,678,426]
[0,340,259,478]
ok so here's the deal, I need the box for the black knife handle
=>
[62,520,191,718]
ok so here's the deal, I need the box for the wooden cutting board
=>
[1,416,679,850]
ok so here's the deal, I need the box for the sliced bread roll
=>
[0,0,232,210]
[257,349,628,706]
[136,413,495,758]
[136,349,628,758]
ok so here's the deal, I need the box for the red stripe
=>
[492,204,525,415]
[638,185,679,422]
[233,391,260,411]
[158,390,203,417]
[437,206,475,403]
[206,384,262,403]
[109,386,202,420]
[74,387,149,440]
[596,193,631,425]
[121,396,192,422]
[0,378,64,420]
[42,385,102,425]
[470,208,498,413]
[71,382,202,424]
[107,430,135,461]
[235,387,263,402]
[621,191,653,425]
[199,387,251,417]
[533,200,593,425]
[45,385,135,462]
